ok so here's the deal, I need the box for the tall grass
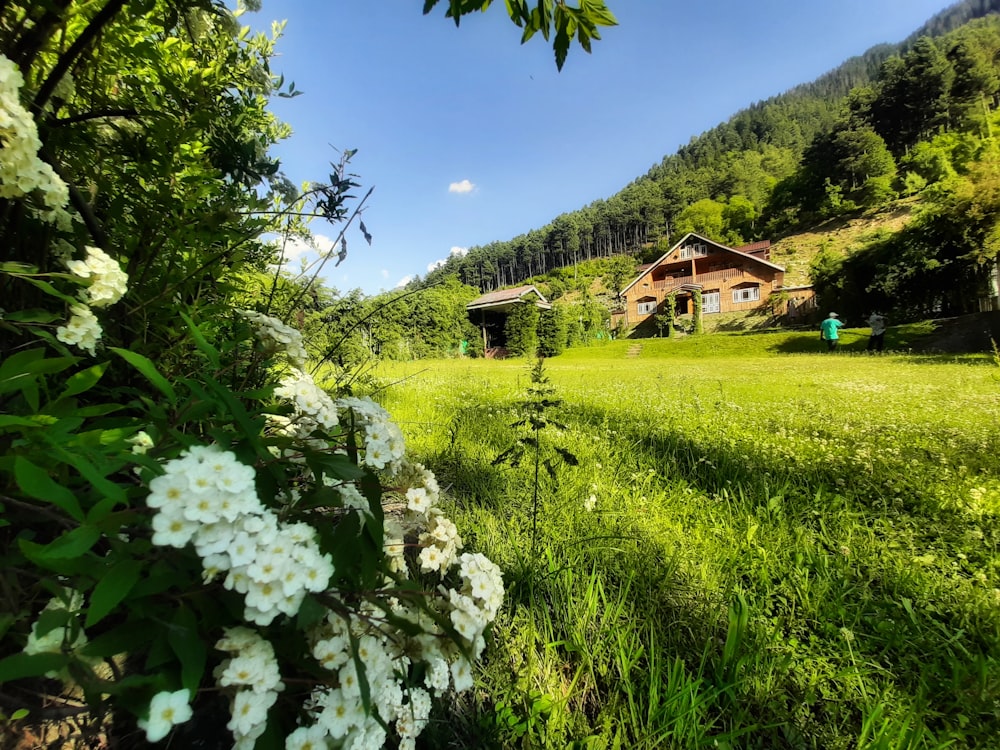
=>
[375,339,999,748]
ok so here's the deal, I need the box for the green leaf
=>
[16,276,80,305]
[2,309,60,323]
[178,311,221,369]
[168,606,206,694]
[0,351,78,396]
[0,416,45,429]
[59,361,109,399]
[0,653,68,683]
[13,457,85,521]
[86,560,142,628]
[109,347,177,404]
[81,620,155,658]
[296,595,326,631]
[20,525,101,563]
[200,376,267,459]
[45,442,127,508]
[307,452,365,483]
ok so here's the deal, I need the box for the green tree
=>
[604,254,637,301]
[537,306,568,356]
[505,301,540,356]
[674,198,726,242]
[426,0,618,70]
[722,195,758,243]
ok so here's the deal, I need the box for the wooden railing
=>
[695,267,746,284]
[650,267,745,290]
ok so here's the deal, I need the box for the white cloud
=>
[381,269,389,279]
[274,233,336,266]
[395,275,413,288]
[448,179,475,194]
[426,245,470,273]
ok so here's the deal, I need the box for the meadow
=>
[372,330,1000,749]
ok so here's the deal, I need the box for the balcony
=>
[650,267,745,290]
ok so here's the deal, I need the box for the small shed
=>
[466,285,552,356]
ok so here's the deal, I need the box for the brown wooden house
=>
[620,233,791,326]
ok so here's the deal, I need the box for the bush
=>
[0,5,504,748]
[505,302,540,356]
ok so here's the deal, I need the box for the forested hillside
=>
[408,0,1000,325]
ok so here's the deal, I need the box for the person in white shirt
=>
[867,312,887,352]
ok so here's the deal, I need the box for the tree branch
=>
[32,0,128,115]
[49,108,143,126]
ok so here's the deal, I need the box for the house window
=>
[637,300,657,315]
[732,287,760,303]
[679,243,708,259]
[703,291,720,313]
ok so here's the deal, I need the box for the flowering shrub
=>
[0,4,504,748]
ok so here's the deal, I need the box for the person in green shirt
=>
[819,312,844,351]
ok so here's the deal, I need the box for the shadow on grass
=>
[421,394,1000,748]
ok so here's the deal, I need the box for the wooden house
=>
[620,233,794,326]
[466,284,552,357]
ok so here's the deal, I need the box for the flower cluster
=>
[337,396,406,472]
[146,445,334,626]
[450,553,504,644]
[274,369,340,436]
[300,607,442,750]
[0,55,70,218]
[65,245,129,308]
[139,356,504,748]
[215,628,285,749]
[52,246,128,355]
[237,309,309,367]
[55,304,103,356]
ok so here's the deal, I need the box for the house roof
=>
[466,284,552,312]
[621,233,784,296]
[733,240,771,256]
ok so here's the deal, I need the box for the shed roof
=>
[466,284,552,312]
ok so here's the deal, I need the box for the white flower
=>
[584,493,597,512]
[450,657,475,692]
[237,309,309,367]
[138,689,192,743]
[129,431,154,455]
[405,487,431,514]
[317,687,364,739]
[227,688,277,737]
[65,246,128,307]
[56,304,102,355]
[285,724,329,750]
[0,55,70,216]
[150,510,198,548]
[313,636,350,672]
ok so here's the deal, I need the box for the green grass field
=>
[372,333,1000,749]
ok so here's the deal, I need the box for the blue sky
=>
[250,0,957,295]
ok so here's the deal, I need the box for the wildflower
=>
[0,54,70,216]
[237,309,309,367]
[138,689,192,743]
[317,687,364,739]
[56,304,102,355]
[65,246,128,307]
[227,688,277,737]
[129,431,154,455]
[285,724,328,750]
[583,494,597,512]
